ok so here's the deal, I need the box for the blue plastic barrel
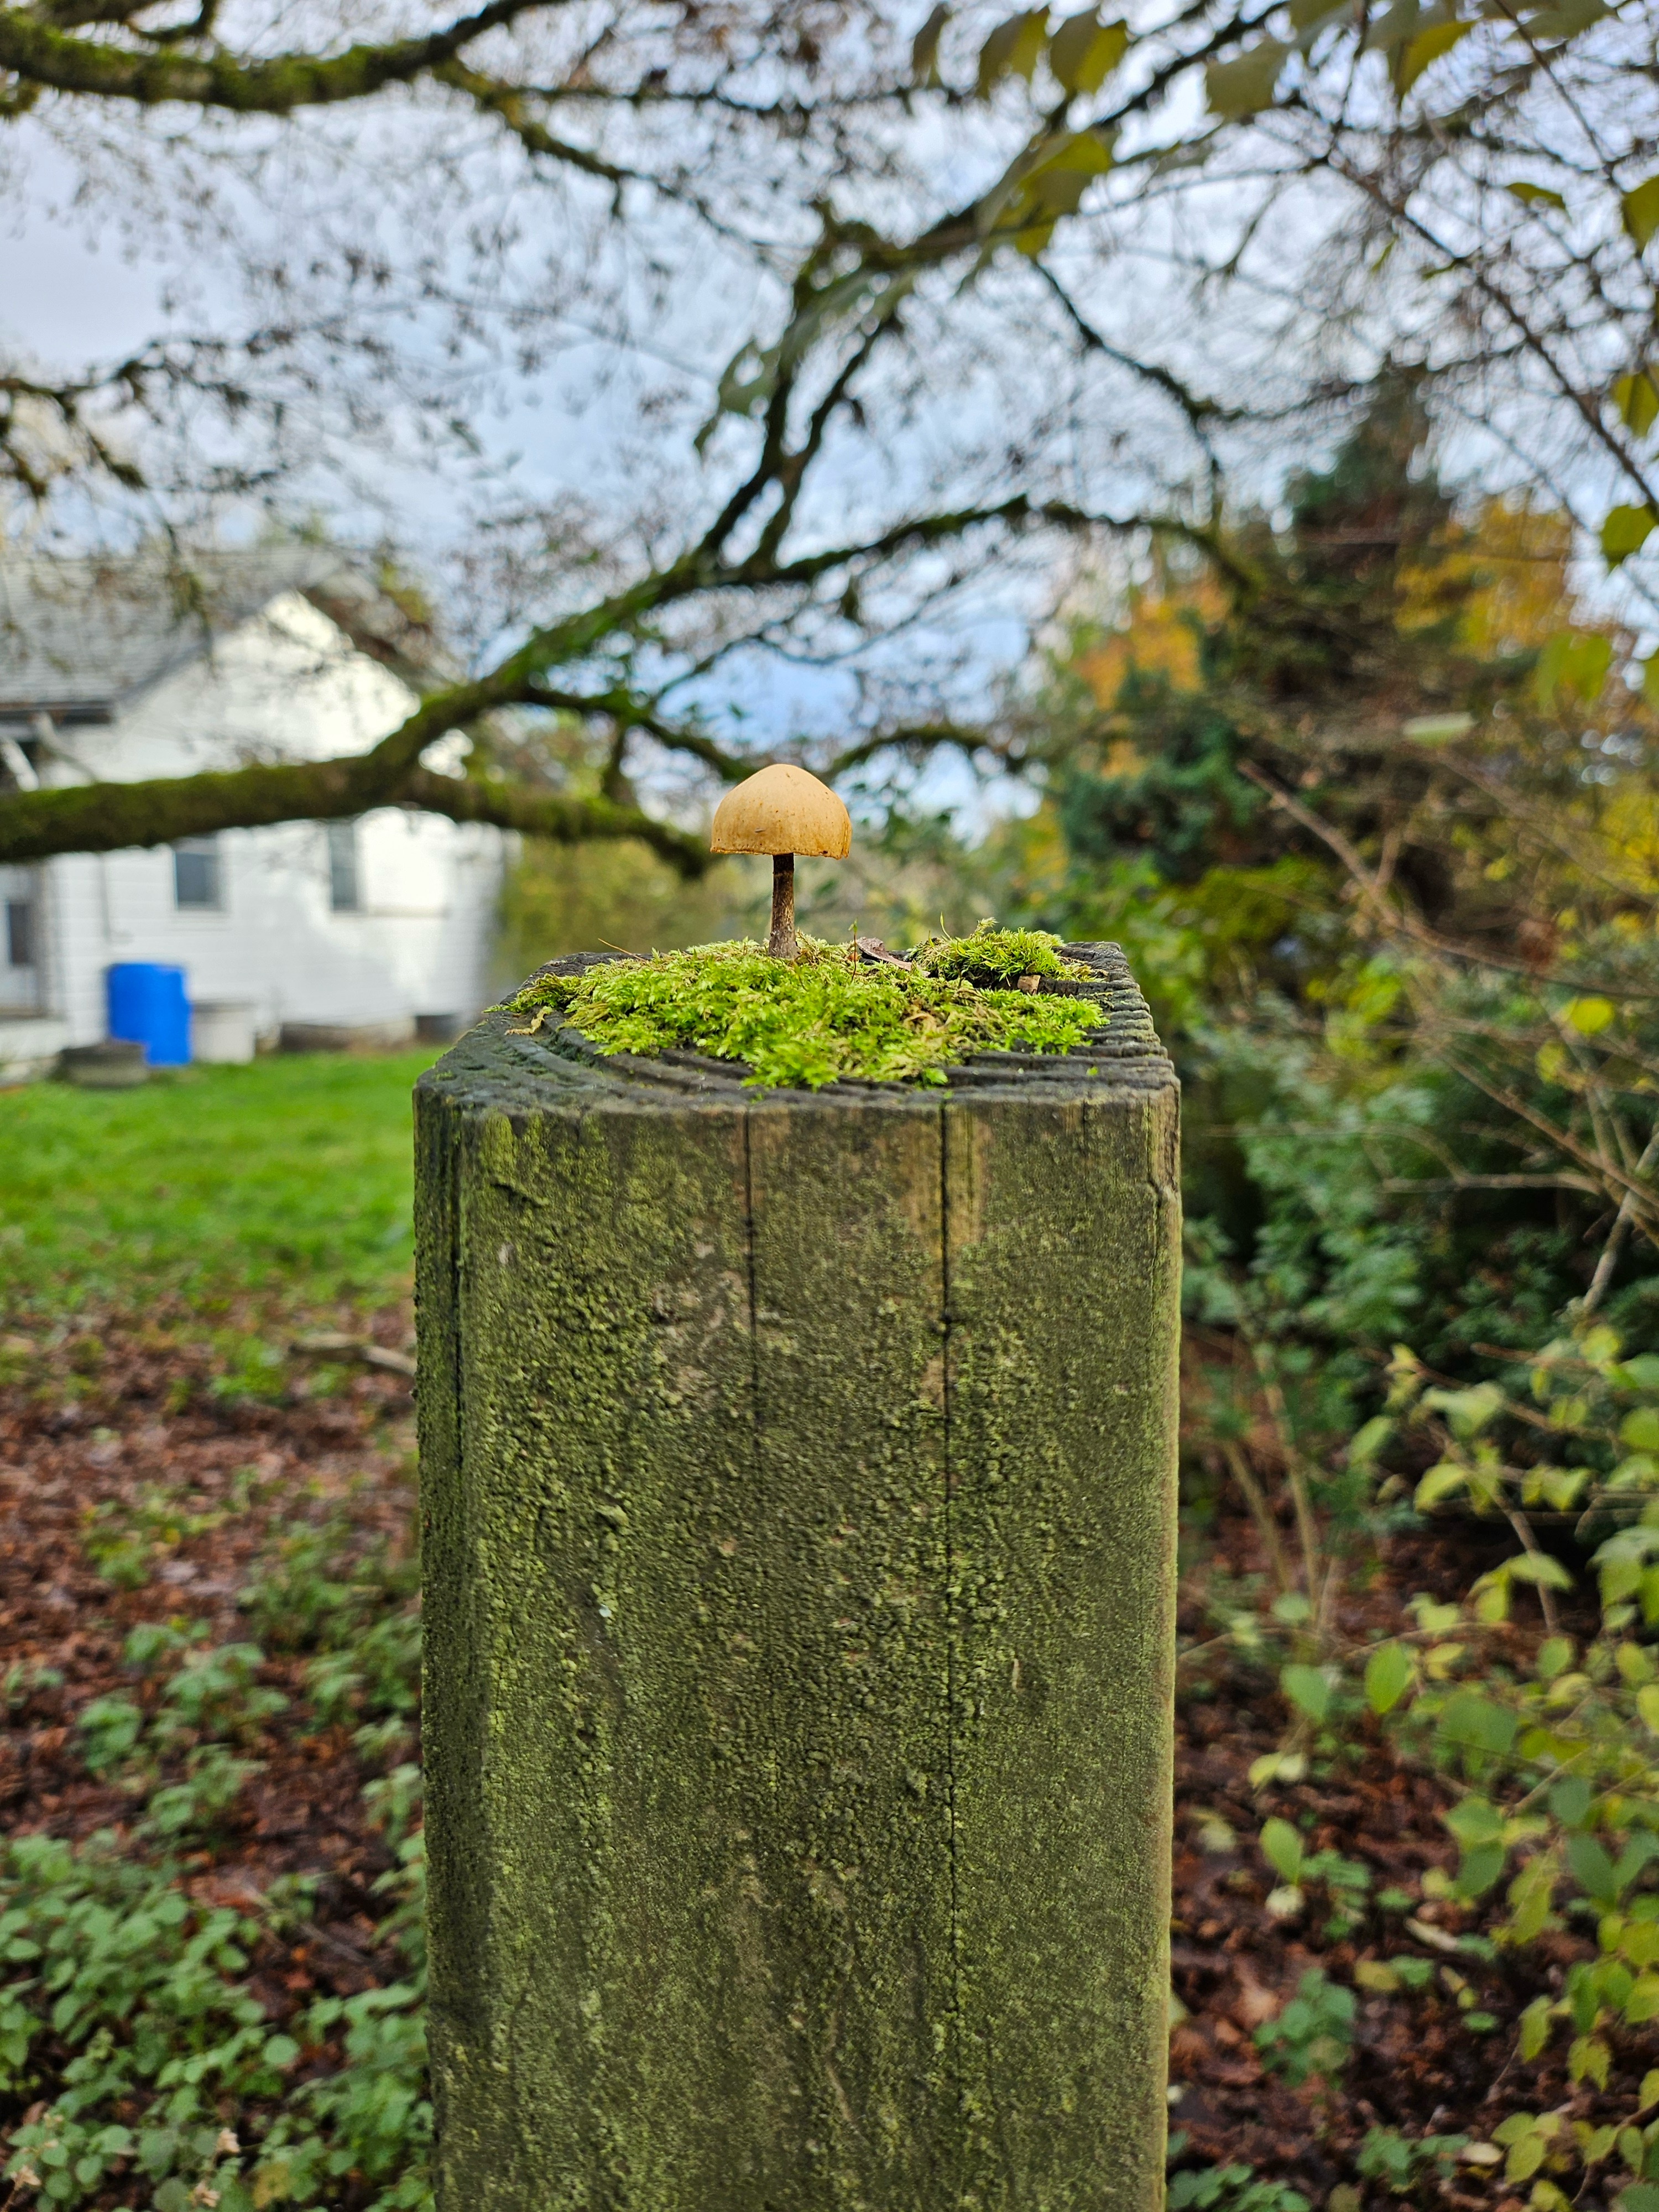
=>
[107,963,191,1066]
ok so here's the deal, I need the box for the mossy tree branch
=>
[0,0,543,109]
[398,766,711,874]
[0,0,1245,878]
[0,745,718,867]
[0,447,1170,865]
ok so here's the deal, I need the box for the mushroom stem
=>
[768,852,797,961]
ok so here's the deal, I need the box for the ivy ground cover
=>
[4,1054,1659,2208]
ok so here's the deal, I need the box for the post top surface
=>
[421,942,1175,1115]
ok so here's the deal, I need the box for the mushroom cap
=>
[709,763,851,858]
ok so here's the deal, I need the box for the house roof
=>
[0,545,451,723]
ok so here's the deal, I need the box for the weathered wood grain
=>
[415,943,1180,2212]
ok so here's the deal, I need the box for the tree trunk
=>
[415,942,1181,2212]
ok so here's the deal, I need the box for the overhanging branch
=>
[0,748,712,874]
[0,755,372,864]
[399,768,710,875]
[0,0,541,109]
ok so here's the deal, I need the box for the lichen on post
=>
[415,941,1181,2212]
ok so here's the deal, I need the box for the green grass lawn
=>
[0,1050,439,1323]
[0,1053,440,2212]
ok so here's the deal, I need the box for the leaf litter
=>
[0,1321,1654,2204]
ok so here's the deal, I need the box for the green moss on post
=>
[415,943,1181,2212]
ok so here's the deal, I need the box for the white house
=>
[0,547,507,1076]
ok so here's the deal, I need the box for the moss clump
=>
[507,931,1103,1091]
[912,920,1088,988]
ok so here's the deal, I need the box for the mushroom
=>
[709,763,852,962]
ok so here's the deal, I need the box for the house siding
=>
[27,589,507,1047]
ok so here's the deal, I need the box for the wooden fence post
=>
[415,943,1181,2212]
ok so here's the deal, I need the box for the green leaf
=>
[1535,629,1613,708]
[1395,17,1473,92]
[1614,371,1659,439]
[1364,0,1421,50]
[1416,1460,1469,1509]
[1524,2097,1566,2156]
[1638,1684,1659,1734]
[1566,1832,1619,1905]
[1457,1840,1507,1898]
[1261,1816,1305,1885]
[1048,9,1129,93]
[1624,175,1659,252]
[1349,1415,1394,1466]
[1603,504,1658,568]
[1446,1796,1506,1847]
[1204,37,1290,117]
[1401,712,1474,743]
[1622,1407,1659,1452]
[1017,126,1117,220]
[1519,1995,1554,2058]
[978,8,1048,93]
[1365,1642,1414,1715]
[1283,1663,1336,1725]
[1494,2113,1540,2150]
[1522,0,1607,34]
[1557,1778,1601,1832]
[1535,1636,1573,1682]
[1437,1692,1519,1760]
[1510,1851,1559,1942]
[1618,2188,1659,2212]
[1008,8,1052,77]
[1282,1663,1333,1723]
[1507,181,1567,211]
[1423,1381,1503,1438]
[1507,1551,1573,1590]
[1616,1834,1659,1895]
[137,2130,180,2178]
[911,3,951,83]
[1545,1464,1589,1510]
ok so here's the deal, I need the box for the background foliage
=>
[512,379,1659,2197]
[4,0,1659,2184]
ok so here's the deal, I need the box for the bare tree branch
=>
[0,0,545,109]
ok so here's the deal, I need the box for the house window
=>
[173,837,222,910]
[5,900,33,968]
[326,821,361,913]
